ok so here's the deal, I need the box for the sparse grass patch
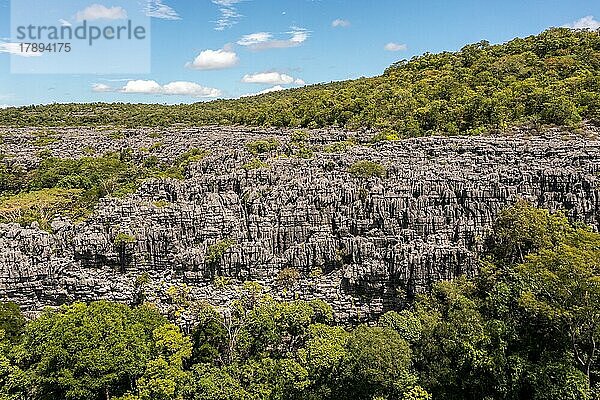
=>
[285,131,315,158]
[32,131,60,147]
[109,131,125,140]
[149,142,163,152]
[175,147,208,165]
[291,144,314,159]
[83,146,96,155]
[291,130,310,142]
[213,276,232,289]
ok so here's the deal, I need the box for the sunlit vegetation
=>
[1,29,598,136]
[246,138,280,155]
[323,137,358,153]
[276,267,301,289]
[114,232,136,245]
[0,201,599,399]
[242,158,270,171]
[205,239,237,265]
[0,148,207,229]
[0,187,83,230]
[348,160,387,179]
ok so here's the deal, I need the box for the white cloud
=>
[237,27,309,50]
[212,0,242,31]
[0,104,10,109]
[0,42,43,57]
[75,4,127,21]
[237,32,272,46]
[563,15,600,30]
[384,42,407,52]
[92,83,112,92]
[122,80,163,94]
[162,81,221,97]
[145,0,180,20]
[58,19,72,27]
[186,48,239,70]
[93,80,222,98]
[332,19,350,28]
[241,85,285,97]
[241,71,304,85]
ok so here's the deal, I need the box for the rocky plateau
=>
[0,125,599,323]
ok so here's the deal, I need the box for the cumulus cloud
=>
[212,0,243,31]
[91,83,112,92]
[241,71,305,85]
[241,85,285,97]
[75,4,127,21]
[563,15,600,30]
[384,42,407,52]
[186,48,239,70]
[145,0,180,20]
[161,81,221,97]
[332,19,350,28]
[121,80,163,94]
[0,42,43,57]
[0,104,10,109]
[92,80,222,98]
[237,27,309,50]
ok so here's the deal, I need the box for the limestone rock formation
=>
[0,126,599,322]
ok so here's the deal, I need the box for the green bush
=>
[205,239,236,264]
[0,302,25,343]
[276,267,301,289]
[0,187,84,230]
[242,158,270,171]
[246,138,280,155]
[370,131,400,143]
[348,160,387,179]
[323,138,358,153]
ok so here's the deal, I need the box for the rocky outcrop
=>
[0,126,599,322]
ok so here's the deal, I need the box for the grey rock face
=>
[0,126,599,322]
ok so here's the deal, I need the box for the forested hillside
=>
[1,28,599,135]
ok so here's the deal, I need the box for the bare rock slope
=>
[1,126,599,322]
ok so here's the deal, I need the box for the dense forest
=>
[1,28,599,135]
[0,201,598,400]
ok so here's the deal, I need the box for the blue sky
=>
[0,0,599,107]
